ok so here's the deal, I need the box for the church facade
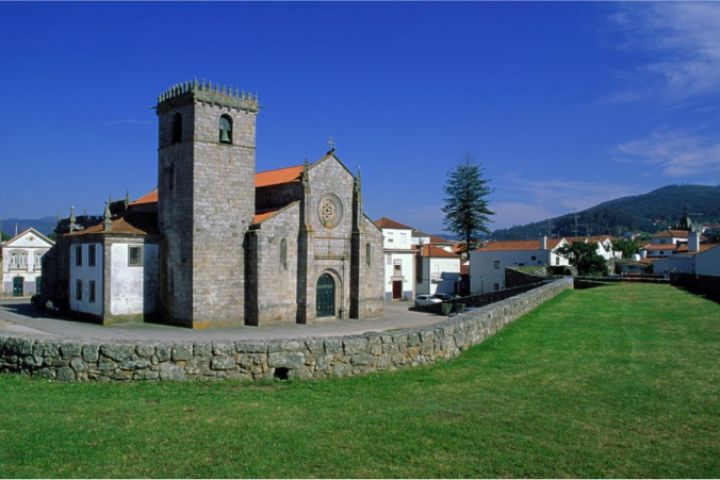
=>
[41,81,384,328]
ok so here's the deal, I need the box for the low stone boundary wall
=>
[669,273,720,303]
[0,279,572,383]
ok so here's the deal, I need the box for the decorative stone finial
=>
[103,200,112,231]
[69,206,77,232]
[327,137,335,154]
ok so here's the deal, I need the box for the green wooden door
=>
[316,274,335,317]
[12,277,23,297]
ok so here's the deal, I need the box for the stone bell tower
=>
[156,80,259,328]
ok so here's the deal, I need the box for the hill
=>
[492,185,720,240]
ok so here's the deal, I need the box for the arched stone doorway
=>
[316,273,336,317]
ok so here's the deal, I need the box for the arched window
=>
[366,243,372,266]
[280,238,288,270]
[219,115,233,144]
[171,113,182,144]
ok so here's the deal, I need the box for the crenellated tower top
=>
[156,79,259,112]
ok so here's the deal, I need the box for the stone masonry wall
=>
[0,279,571,382]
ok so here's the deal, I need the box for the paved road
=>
[0,299,445,342]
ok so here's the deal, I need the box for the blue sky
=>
[1,2,719,233]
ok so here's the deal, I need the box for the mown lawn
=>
[1,283,719,478]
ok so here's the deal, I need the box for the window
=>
[171,113,182,144]
[35,277,42,295]
[416,259,423,283]
[89,280,96,303]
[88,245,96,267]
[493,283,500,291]
[128,246,143,267]
[555,257,560,265]
[493,260,500,270]
[393,260,402,273]
[75,245,82,267]
[531,255,537,261]
[76,279,83,301]
[366,243,372,266]
[280,238,288,270]
[219,115,233,144]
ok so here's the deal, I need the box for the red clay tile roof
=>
[418,244,460,258]
[253,208,282,224]
[476,238,563,252]
[255,165,304,188]
[130,189,158,206]
[429,234,454,245]
[566,236,614,244]
[66,215,157,237]
[652,229,689,239]
[642,244,678,251]
[129,165,306,208]
[375,217,413,230]
[674,242,718,255]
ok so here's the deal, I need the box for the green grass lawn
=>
[1,283,719,478]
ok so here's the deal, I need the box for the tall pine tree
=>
[442,152,494,253]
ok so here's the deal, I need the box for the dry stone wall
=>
[0,279,571,382]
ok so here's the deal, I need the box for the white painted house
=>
[653,231,718,276]
[641,230,689,258]
[694,243,720,277]
[375,217,416,300]
[415,244,462,296]
[66,210,160,323]
[469,237,569,294]
[1,228,54,297]
[566,236,620,261]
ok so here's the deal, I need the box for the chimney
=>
[689,231,700,253]
[541,236,548,250]
[641,249,647,259]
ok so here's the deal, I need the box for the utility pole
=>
[573,211,578,238]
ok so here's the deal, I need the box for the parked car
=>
[414,294,442,307]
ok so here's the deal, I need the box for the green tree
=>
[611,238,639,259]
[0,231,9,242]
[558,242,608,276]
[442,152,494,252]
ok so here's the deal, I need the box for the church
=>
[41,80,384,328]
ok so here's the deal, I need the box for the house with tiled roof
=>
[469,236,570,293]
[41,81,384,327]
[652,230,720,276]
[415,244,462,297]
[374,217,416,300]
[641,229,690,258]
[565,236,621,262]
[1,228,54,297]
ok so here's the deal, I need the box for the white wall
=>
[470,248,569,294]
[383,251,415,300]
[382,228,413,250]
[696,246,720,277]
[417,257,461,295]
[69,243,103,316]
[1,229,52,295]
[110,242,159,316]
[653,255,695,275]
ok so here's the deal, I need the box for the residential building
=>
[375,217,416,300]
[415,244,462,296]
[469,236,569,293]
[1,228,54,297]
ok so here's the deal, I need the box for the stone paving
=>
[0,299,441,342]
